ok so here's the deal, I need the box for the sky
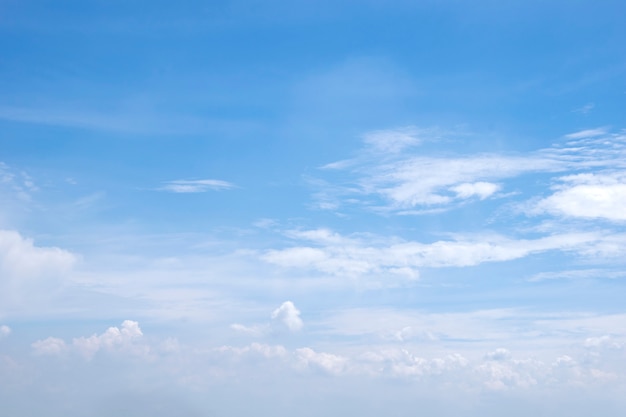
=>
[1,0,626,415]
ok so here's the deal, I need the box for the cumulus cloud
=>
[0,325,11,338]
[272,301,303,332]
[533,172,626,221]
[32,320,147,359]
[160,179,235,193]
[0,230,76,307]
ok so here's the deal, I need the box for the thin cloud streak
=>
[160,179,236,193]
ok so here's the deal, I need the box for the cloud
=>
[533,172,626,221]
[564,128,607,139]
[451,182,501,199]
[312,126,626,213]
[485,348,513,361]
[294,347,347,375]
[160,179,235,193]
[362,126,424,153]
[32,320,147,359]
[262,228,610,279]
[0,325,11,338]
[572,103,595,115]
[32,337,67,355]
[272,301,303,332]
[0,230,76,307]
[528,268,626,282]
[230,323,268,337]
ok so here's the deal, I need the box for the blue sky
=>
[1,1,626,416]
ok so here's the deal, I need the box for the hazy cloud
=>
[160,179,235,193]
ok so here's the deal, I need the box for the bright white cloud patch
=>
[160,179,235,193]
[0,324,11,338]
[0,230,76,279]
[272,301,304,332]
[451,182,500,199]
[534,173,626,221]
[0,230,76,307]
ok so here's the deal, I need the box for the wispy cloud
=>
[313,126,626,214]
[160,179,235,193]
[261,228,620,281]
[573,103,595,115]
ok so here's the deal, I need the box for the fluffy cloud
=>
[534,172,626,221]
[0,230,76,279]
[0,230,76,307]
[0,325,11,338]
[32,320,147,359]
[272,301,304,332]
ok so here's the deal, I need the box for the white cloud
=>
[564,128,607,139]
[313,126,626,213]
[0,325,11,338]
[362,126,424,153]
[0,230,76,279]
[217,342,288,359]
[451,182,500,199]
[272,301,303,332]
[32,337,67,355]
[160,179,235,193]
[584,335,623,350]
[0,230,76,308]
[230,323,268,337]
[32,320,147,360]
[534,172,626,221]
[485,348,512,361]
[528,268,626,282]
[294,347,348,375]
[262,228,609,279]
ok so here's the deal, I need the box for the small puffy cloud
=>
[160,179,235,193]
[271,301,303,332]
[32,320,147,360]
[534,173,626,221]
[0,325,11,338]
[32,337,67,355]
